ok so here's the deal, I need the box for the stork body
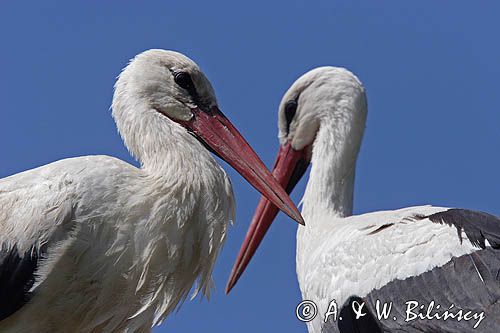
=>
[0,50,302,332]
[0,154,231,332]
[228,67,500,332]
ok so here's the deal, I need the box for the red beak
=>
[178,106,305,226]
[226,142,310,293]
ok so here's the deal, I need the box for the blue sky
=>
[1,1,499,332]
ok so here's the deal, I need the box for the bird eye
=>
[284,100,298,126]
[174,72,194,90]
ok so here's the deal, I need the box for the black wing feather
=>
[360,248,500,332]
[0,245,44,321]
[425,209,500,249]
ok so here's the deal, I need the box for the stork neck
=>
[114,104,214,178]
[140,121,215,181]
[301,119,357,223]
[141,117,200,173]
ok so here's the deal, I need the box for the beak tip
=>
[291,211,305,225]
[225,278,236,294]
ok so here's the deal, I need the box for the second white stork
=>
[0,49,303,332]
[226,67,500,332]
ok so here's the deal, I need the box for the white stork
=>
[0,49,304,332]
[226,67,500,332]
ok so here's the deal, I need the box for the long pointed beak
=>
[179,106,305,226]
[226,142,310,293]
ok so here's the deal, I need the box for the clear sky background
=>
[1,1,499,332]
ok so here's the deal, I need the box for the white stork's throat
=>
[301,117,357,221]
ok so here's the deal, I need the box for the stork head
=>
[112,49,304,226]
[114,49,218,125]
[226,67,367,293]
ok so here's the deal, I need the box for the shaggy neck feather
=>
[113,98,215,182]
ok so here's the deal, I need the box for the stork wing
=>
[327,209,500,333]
[0,164,77,321]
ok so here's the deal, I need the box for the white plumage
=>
[0,49,301,332]
[2,154,232,332]
[228,67,500,333]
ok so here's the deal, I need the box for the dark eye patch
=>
[173,71,201,105]
[174,72,194,90]
[284,99,298,134]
